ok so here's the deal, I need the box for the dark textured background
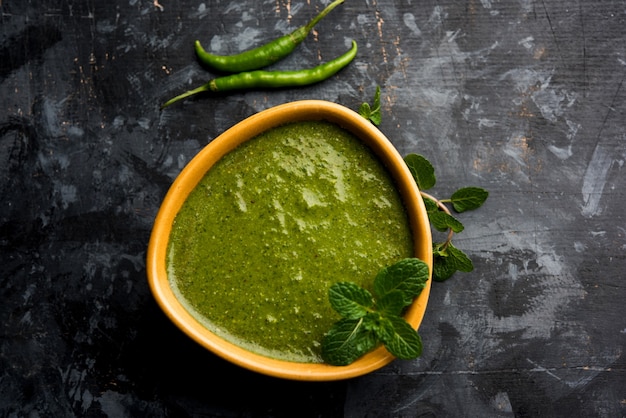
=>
[1,0,625,416]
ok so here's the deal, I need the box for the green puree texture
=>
[167,121,413,363]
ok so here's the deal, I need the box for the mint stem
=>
[420,191,454,249]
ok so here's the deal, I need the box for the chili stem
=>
[160,83,212,109]
[303,0,344,33]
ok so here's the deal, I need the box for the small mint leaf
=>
[373,86,381,109]
[432,252,457,281]
[358,86,382,125]
[369,110,382,126]
[427,209,464,233]
[381,315,423,360]
[451,187,489,213]
[328,282,373,319]
[448,243,474,273]
[373,258,429,305]
[432,242,473,282]
[358,102,372,119]
[321,318,378,366]
[369,86,382,125]
[423,197,438,212]
[404,154,436,190]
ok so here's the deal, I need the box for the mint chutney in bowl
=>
[147,100,432,381]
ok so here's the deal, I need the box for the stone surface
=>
[1,0,624,416]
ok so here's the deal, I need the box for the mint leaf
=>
[373,85,381,106]
[328,282,373,319]
[447,243,473,272]
[404,154,436,190]
[427,207,465,233]
[321,318,378,366]
[451,187,489,213]
[358,102,372,119]
[432,242,473,282]
[369,109,382,126]
[373,258,429,305]
[381,315,423,359]
[432,251,457,281]
[358,86,382,125]
[422,197,438,212]
[369,87,382,125]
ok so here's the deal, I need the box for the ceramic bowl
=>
[146,100,432,381]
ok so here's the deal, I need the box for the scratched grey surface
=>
[1,0,625,417]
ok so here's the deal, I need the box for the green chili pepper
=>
[194,0,344,73]
[161,40,357,108]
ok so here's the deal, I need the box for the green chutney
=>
[167,120,413,363]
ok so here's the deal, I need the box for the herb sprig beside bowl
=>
[404,154,488,281]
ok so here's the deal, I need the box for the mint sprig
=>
[358,86,382,125]
[407,153,488,281]
[321,258,429,366]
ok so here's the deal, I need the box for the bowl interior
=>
[147,100,432,381]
